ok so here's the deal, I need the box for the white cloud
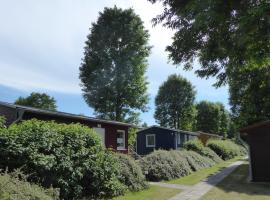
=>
[0,0,228,108]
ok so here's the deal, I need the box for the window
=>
[117,130,125,150]
[146,134,155,147]
[177,133,181,145]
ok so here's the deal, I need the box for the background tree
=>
[80,7,151,122]
[154,74,196,130]
[148,0,270,86]
[229,66,270,128]
[195,101,230,137]
[15,92,57,111]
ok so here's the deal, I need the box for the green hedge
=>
[0,119,126,200]
[183,139,223,163]
[0,170,59,200]
[179,150,215,171]
[207,140,246,160]
[139,150,192,181]
[115,153,148,191]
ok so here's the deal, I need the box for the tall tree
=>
[154,74,196,130]
[80,7,151,122]
[195,101,230,137]
[229,66,270,128]
[15,92,57,111]
[148,0,270,86]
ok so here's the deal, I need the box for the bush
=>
[179,150,215,171]
[115,153,148,191]
[0,169,59,200]
[0,119,126,199]
[183,139,223,163]
[0,116,6,129]
[139,150,192,181]
[207,139,246,160]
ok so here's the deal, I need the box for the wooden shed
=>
[0,101,132,154]
[136,126,198,155]
[240,120,270,182]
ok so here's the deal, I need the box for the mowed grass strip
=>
[113,185,181,200]
[166,157,243,185]
[201,163,270,200]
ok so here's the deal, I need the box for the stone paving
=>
[151,160,244,200]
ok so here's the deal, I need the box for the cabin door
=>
[93,127,105,146]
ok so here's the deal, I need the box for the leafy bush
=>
[0,116,6,129]
[139,150,192,181]
[183,139,223,163]
[0,169,59,200]
[115,153,148,191]
[207,140,246,160]
[179,150,215,171]
[0,119,126,199]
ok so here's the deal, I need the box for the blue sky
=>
[0,0,229,125]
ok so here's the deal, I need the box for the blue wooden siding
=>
[136,126,197,155]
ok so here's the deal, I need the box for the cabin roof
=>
[0,101,133,127]
[240,120,270,134]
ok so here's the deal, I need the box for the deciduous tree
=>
[15,92,57,111]
[80,7,151,122]
[154,74,196,130]
[148,0,270,86]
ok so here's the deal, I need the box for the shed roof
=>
[138,125,199,136]
[0,101,133,127]
[240,120,270,134]
[197,131,223,138]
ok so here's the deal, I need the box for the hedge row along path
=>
[150,160,244,200]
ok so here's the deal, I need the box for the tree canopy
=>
[148,0,270,87]
[80,6,151,122]
[15,92,57,111]
[154,74,196,130]
[229,66,270,127]
[195,101,230,137]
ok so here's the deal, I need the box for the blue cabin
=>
[136,126,199,155]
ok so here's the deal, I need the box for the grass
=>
[166,157,242,185]
[113,186,181,200]
[201,163,270,200]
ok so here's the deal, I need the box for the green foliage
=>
[0,170,59,200]
[140,150,192,181]
[229,66,270,128]
[195,101,230,137]
[115,153,148,192]
[0,119,125,199]
[180,150,215,171]
[154,74,196,130]
[15,92,57,111]
[183,139,222,163]
[148,0,270,87]
[80,6,151,122]
[207,140,246,160]
[128,128,138,147]
[0,116,6,129]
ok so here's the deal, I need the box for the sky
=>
[0,0,229,125]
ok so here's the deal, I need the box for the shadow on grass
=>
[206,163,270,197]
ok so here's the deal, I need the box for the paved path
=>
[168,160,244,200]
[149,182,191,190]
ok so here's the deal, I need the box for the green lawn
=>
[166,157,242,185]
[113,186,181,200]
[201,163,270,200]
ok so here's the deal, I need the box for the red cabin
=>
[0,101,132,154]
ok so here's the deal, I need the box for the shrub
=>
[139,150,192,181]
[0,119,126,199]
[207,139,246,160]
[179,150,215,171]
[0,116,6,129]
[0,169,59,200]
[183,139,223,163]
[115,153,148,191]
